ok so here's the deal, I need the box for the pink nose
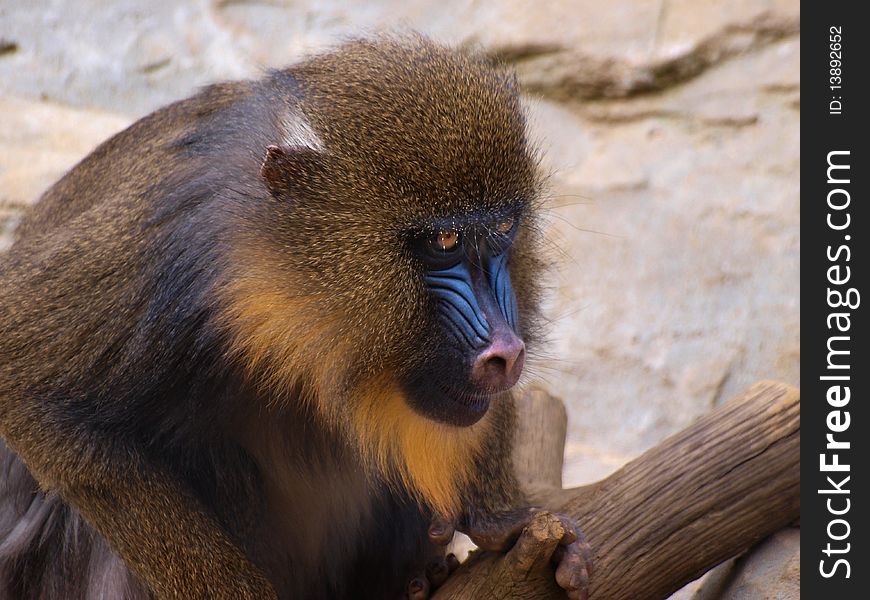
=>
[471,332,526,393]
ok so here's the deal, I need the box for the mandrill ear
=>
[259,144,321,198]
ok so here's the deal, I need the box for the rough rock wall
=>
[0,1,799,597]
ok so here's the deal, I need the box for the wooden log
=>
[434,381,800,600]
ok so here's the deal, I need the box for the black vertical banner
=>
[802,3,869,597]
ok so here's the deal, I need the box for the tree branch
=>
[435,381,800,600]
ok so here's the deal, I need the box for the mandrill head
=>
[238,35,546,435]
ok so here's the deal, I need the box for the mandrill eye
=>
[433,229,459,252]
[489,217,517,256]
[426,229,462,255]
[417,228,464,270]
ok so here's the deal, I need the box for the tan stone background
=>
[0,0,799,597]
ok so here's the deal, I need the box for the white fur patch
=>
[282,112,324,151]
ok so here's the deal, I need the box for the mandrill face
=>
[402,212,529,427]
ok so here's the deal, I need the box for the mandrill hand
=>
[405,523,461,600]
[426,509,592,600]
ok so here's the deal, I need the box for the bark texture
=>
[435,381,800,600]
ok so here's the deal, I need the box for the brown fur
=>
[0,35,546,599]
[351,374,496,517]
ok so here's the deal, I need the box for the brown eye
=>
[434,229,459,252]
[420,228,463,269]
[496,219,514,234]
[489,217,516,256]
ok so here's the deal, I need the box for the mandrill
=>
[0,35,591,599]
